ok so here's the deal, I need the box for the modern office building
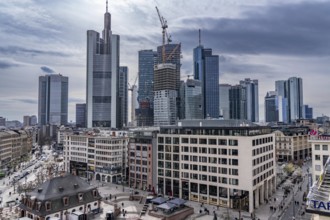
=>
[184,79,203,119]
[119,66,128,128]
[23,116,31,127]
[128,127,159,191]
[275,77,303,123]
[30,115,37,126]
[136,50,158,126]
[229,85,247,120]
[275,80,288,123]
[304,105,313,119]
[265,91,279,123]
[75,103,86,128]
[86,3,120,128]
[194,46,219,118]
[219,84,231,120]
[157,120,276,213]
[63,130,129,182]
[240,78,259,122]
[153,64,177,126]
[0,117,5,126]
[38,74,68,126]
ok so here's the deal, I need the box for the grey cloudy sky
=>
[0,0,329,122]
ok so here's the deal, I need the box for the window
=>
[315,165,321,171]
[322,145,328,151]
[46,201,51,211]
[229,139,238,146]
[315,155,321,161]
[315,145,320,150]
[219,139,227,145]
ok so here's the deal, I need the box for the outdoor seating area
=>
[150,197,188,214]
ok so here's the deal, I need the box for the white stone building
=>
[157,120,276,213]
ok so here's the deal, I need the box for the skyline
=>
[1,0,330,122]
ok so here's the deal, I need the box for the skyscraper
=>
[136,50,157,126]
[184,79,203,119]
[76,103,86,128]
[118,66,128,128]
[193,45,219,118]
[287,77,303,122]
[240,78,259,122]
[275,77,303,123]
[86,2,120,128]
[23,116,30,127]
[219,84,231,120]
[229,85,247,120]
[38,74,68,126]
[304,105,313,119]
[153,63,177,126]
[264,91,279,122]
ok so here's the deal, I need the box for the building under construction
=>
[154,63,177,126]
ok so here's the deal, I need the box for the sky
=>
[0,0,330,122]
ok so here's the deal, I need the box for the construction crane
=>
[166,43,181,61]
[128,75,138,126]
[155,6,168,63]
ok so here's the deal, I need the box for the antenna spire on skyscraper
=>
[106,0,108,12]
[199,29,201,46]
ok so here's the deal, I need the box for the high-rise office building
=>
[86,2,120,128]
[219,84,231,120]
[23,116,30,127]
[30,115,37,126]
[119,66,128,128]
[264,91,279,123]
[184,79,203,119]
[76,103,86,128]
[136,50,157,126]
[275,77,303,123]
[38,74,68,126]
[240,78,259,122]
[193,46,219,118]
[229,85,247,120]
[304,105,313,119]
[287,77,303,122]
[153,63,177,126]
[0,117,5,126]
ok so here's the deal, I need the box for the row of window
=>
[253,169,273,186]
[253,161,273,176]
[252,145,273,156]
[315,144,329,151]
[158,137,238,146]
[179,155,239,165]
[252,153,273,166]
[252,137,273,146]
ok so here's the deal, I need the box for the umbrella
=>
[168,198,186,206]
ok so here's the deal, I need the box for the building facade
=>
[309,136,330,183]
[18,174,102,220]
[229,85,247,120]
[75,103,86,128]
[194,46,219,118]
[86,5,120,128]
[153,64,177,126]
[265,91,279,123]
[128,128,159,191]
[219,84,231,120]
[63,130,128,183]
[119,66,128,128]
[157,120,276,213]
[184,79,203,120]
[273,127,311,162]
[38,74,68,126]
[240,79,259,122]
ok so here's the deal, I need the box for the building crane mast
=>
[155,6,168,63]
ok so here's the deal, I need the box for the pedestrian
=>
[217,205,219,210]
[122,202,124,207]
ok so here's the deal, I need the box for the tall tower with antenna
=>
[86,1,121,128]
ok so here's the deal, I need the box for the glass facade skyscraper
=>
[264,91,279,122]
[76,103,86,128]
[240,78,259,122]
[193,46,219,118]
[86,4,120,128]
[184,79,203,119]
[219,84,231,119]
[38,74,68,126]
[119,66,128,128]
